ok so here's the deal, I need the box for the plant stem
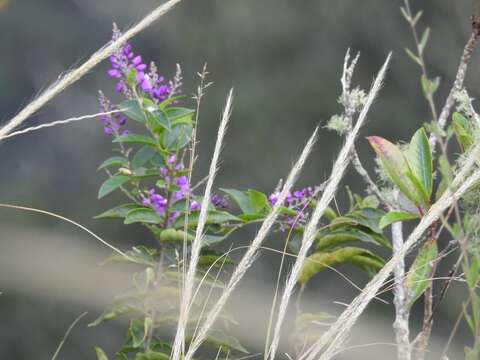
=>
[391,214,411,360]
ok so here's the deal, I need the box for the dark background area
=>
[0,0,479,359]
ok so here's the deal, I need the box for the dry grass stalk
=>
[266,53,392,360]
[183,127,319,360]
[171,90,233,360]
[299,162,480,360]
[0,0,182,140]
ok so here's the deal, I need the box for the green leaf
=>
[97,156,129,171]
[220,188,254,214]
[95,347,109,360]
[406,240,437,308]
[407,128,433,201]
[98,175,130,199]
[158,229,194,243]
[248,189,270,214]
[315,228,390,251]
[128,319,146,348]
[452,112,474,152]
[95,204,138,219]
[165,107,195,125]
[114,134,157,147]
[421,75,440,98]
[124,208,163,225]
[119,100,147,123]
[379,211,419,229]
[419,27,430,54]
[173,210,241,228]
[205,331,249,354]
[132,146,156,170]
[162,124,193,151]
[404,48,422,66]
[89,304,137,327]
[298,247,385,284]
[367,136,423,206]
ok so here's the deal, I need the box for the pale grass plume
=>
[0,0,182,139]
[0,110,123,142]
[299,165,480,360]
[183,127,319,360]
[171,89,233,360]
[266,52,392,360]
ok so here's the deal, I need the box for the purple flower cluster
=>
[143,189,168,215]
[107,25,176,102]
[142,154,200,226]
[211,194,229,209]
[268,186,317,230]
[98,91,128,136]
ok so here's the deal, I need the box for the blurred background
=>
[1,0,479,358]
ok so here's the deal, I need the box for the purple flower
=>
[143,189,167,215]
[190,200,200,211]
[98,91,128,136]
[167,154,177,166]
[212,194,229,209]
[268,192,280,206]
[107,24,180,103]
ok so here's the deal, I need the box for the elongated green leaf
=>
[220,188,254,214]
[162,124,193,151]
[406,240,437,308]
[205,331,249,354]
[113,134,156,146]
[367,136,422,206]
[452,112,474,152]
[124,208,163,224]
[128,318,146,348]
[298,247,385,284]
[95,347,109,360]
[98,175,130,199]
[173,210,241,228]
[97,156,129,171]
[119,100,147,123]
[158,229,194,243]
[404,48,422,66]
[132,146,156,170]
[419,27,430,54]
[315,228,390,251]
[89,304,137,327]
[379,211,419,229]
[407,128,433,201]
[248,189,270,214]
[95,203,138,219]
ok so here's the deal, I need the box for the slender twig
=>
[0,110,124,141]
[0,203,132,260]
[51,312,88,360]
[0,0,182,139]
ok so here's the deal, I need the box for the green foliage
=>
[379,211,419,230]
[405,240,437,308]
[452,112,475,152]
[298,247,385,284]
[368,127,434,209]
